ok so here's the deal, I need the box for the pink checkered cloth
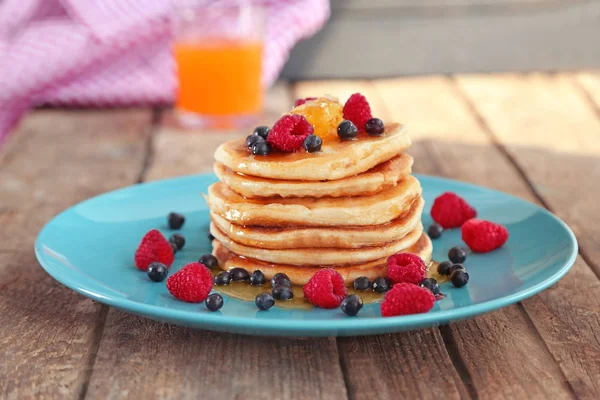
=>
[0,0,330,140]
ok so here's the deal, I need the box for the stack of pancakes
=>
[207,123,432,285]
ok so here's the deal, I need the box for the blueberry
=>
[170,241,179,255]
[214,271,231,286]
[205,293,224,311]
[303,134,322,153]
[168,212,185,229]
[427,223,443,239]
[169,233,185,251]
[255,292,275,310]
[272,285,294,300]
[208,231,215,241]
[437,261,453,276]
[246,134,264,149]
[448,246,467,264]
[249,270,266,286]
[147,262,168,282]
[353,276,371,291]
[451,270,470,288]
[270,273,291,288]
[372,277,391,293]
[419,278,440,295]
[365,118,385,136]
[253,125,270,140]
[341,295,363,316]
[450,264,466,275]
[230,267,250,282]
[252,141,272,156]
[337,120,358,141]
[199,254,219,270]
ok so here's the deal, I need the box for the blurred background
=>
[1,0,600,136]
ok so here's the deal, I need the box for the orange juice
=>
[175,39,262,116]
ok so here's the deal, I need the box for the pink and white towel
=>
[0,0,330,139]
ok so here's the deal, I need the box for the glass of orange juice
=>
[174,1,263,128]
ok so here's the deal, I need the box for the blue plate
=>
[35,174,577,337]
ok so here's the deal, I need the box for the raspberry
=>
[387,253,427,285]
[166,262,214,303]
[267,114,314,152]
[461,219,509,253]
[430,192,476,228]
[134,229,174,271]
[303,269,347,308]
[380,283,435,317]
[342,93,373,132]
[294,97,317,107]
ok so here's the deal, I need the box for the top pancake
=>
[213,123,410,181]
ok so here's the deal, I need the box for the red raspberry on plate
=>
[387,253,427,285]
[166,262,214,303]
[303,268,348,308]
[380,283,435,317]
[294,97,317,107]
[462,219,508,253]
[430,192,476,228]
[342,93,373,132]
[267,114,314,152]
[134,229,174,271]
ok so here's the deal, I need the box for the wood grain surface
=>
[0,110,152,399]
[1,74,600,399]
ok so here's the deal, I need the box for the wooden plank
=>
[453,73,600,398]
[294,81,469,399]
[0,109,152,399]
[296,78,578,398]
[86,83,349,400]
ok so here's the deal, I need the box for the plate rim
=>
[34,173,579,335]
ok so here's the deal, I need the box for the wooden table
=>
[1,74,599,399]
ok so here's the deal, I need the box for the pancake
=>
[213,153,413,199]
[210,196,424,249]
[212,233,433,285]
[210,222,423,265]
[205,175,422,227]
[214,123,410,181]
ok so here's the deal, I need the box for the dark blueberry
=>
[341,295,363,316]
[372,277,391,293]
[169,233,185,251]
[303,134,322,153]
[419,278,440,295]
[337,120,358,141]
[199,254,219,270]
[451,270,470,288]
[230,267,250,282]
[208,231,215,241]
[353,276,371,291]
[437,261,453,276]
[255,292,275,310]
[270,273,291,288]
[205,293,224,311]
[249,270,266,286]
[448,246,467,264]
[214,271,231,286]
[170,241,179,254]
[252,141,272,156]
[246,134,264,149]
[147,262,168,282]
[253,125,270,140]
[168,212,185,229]
[450,263,466,275]
[272,285,294,300]
[364,118,385,136]
[427,223,443,239]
